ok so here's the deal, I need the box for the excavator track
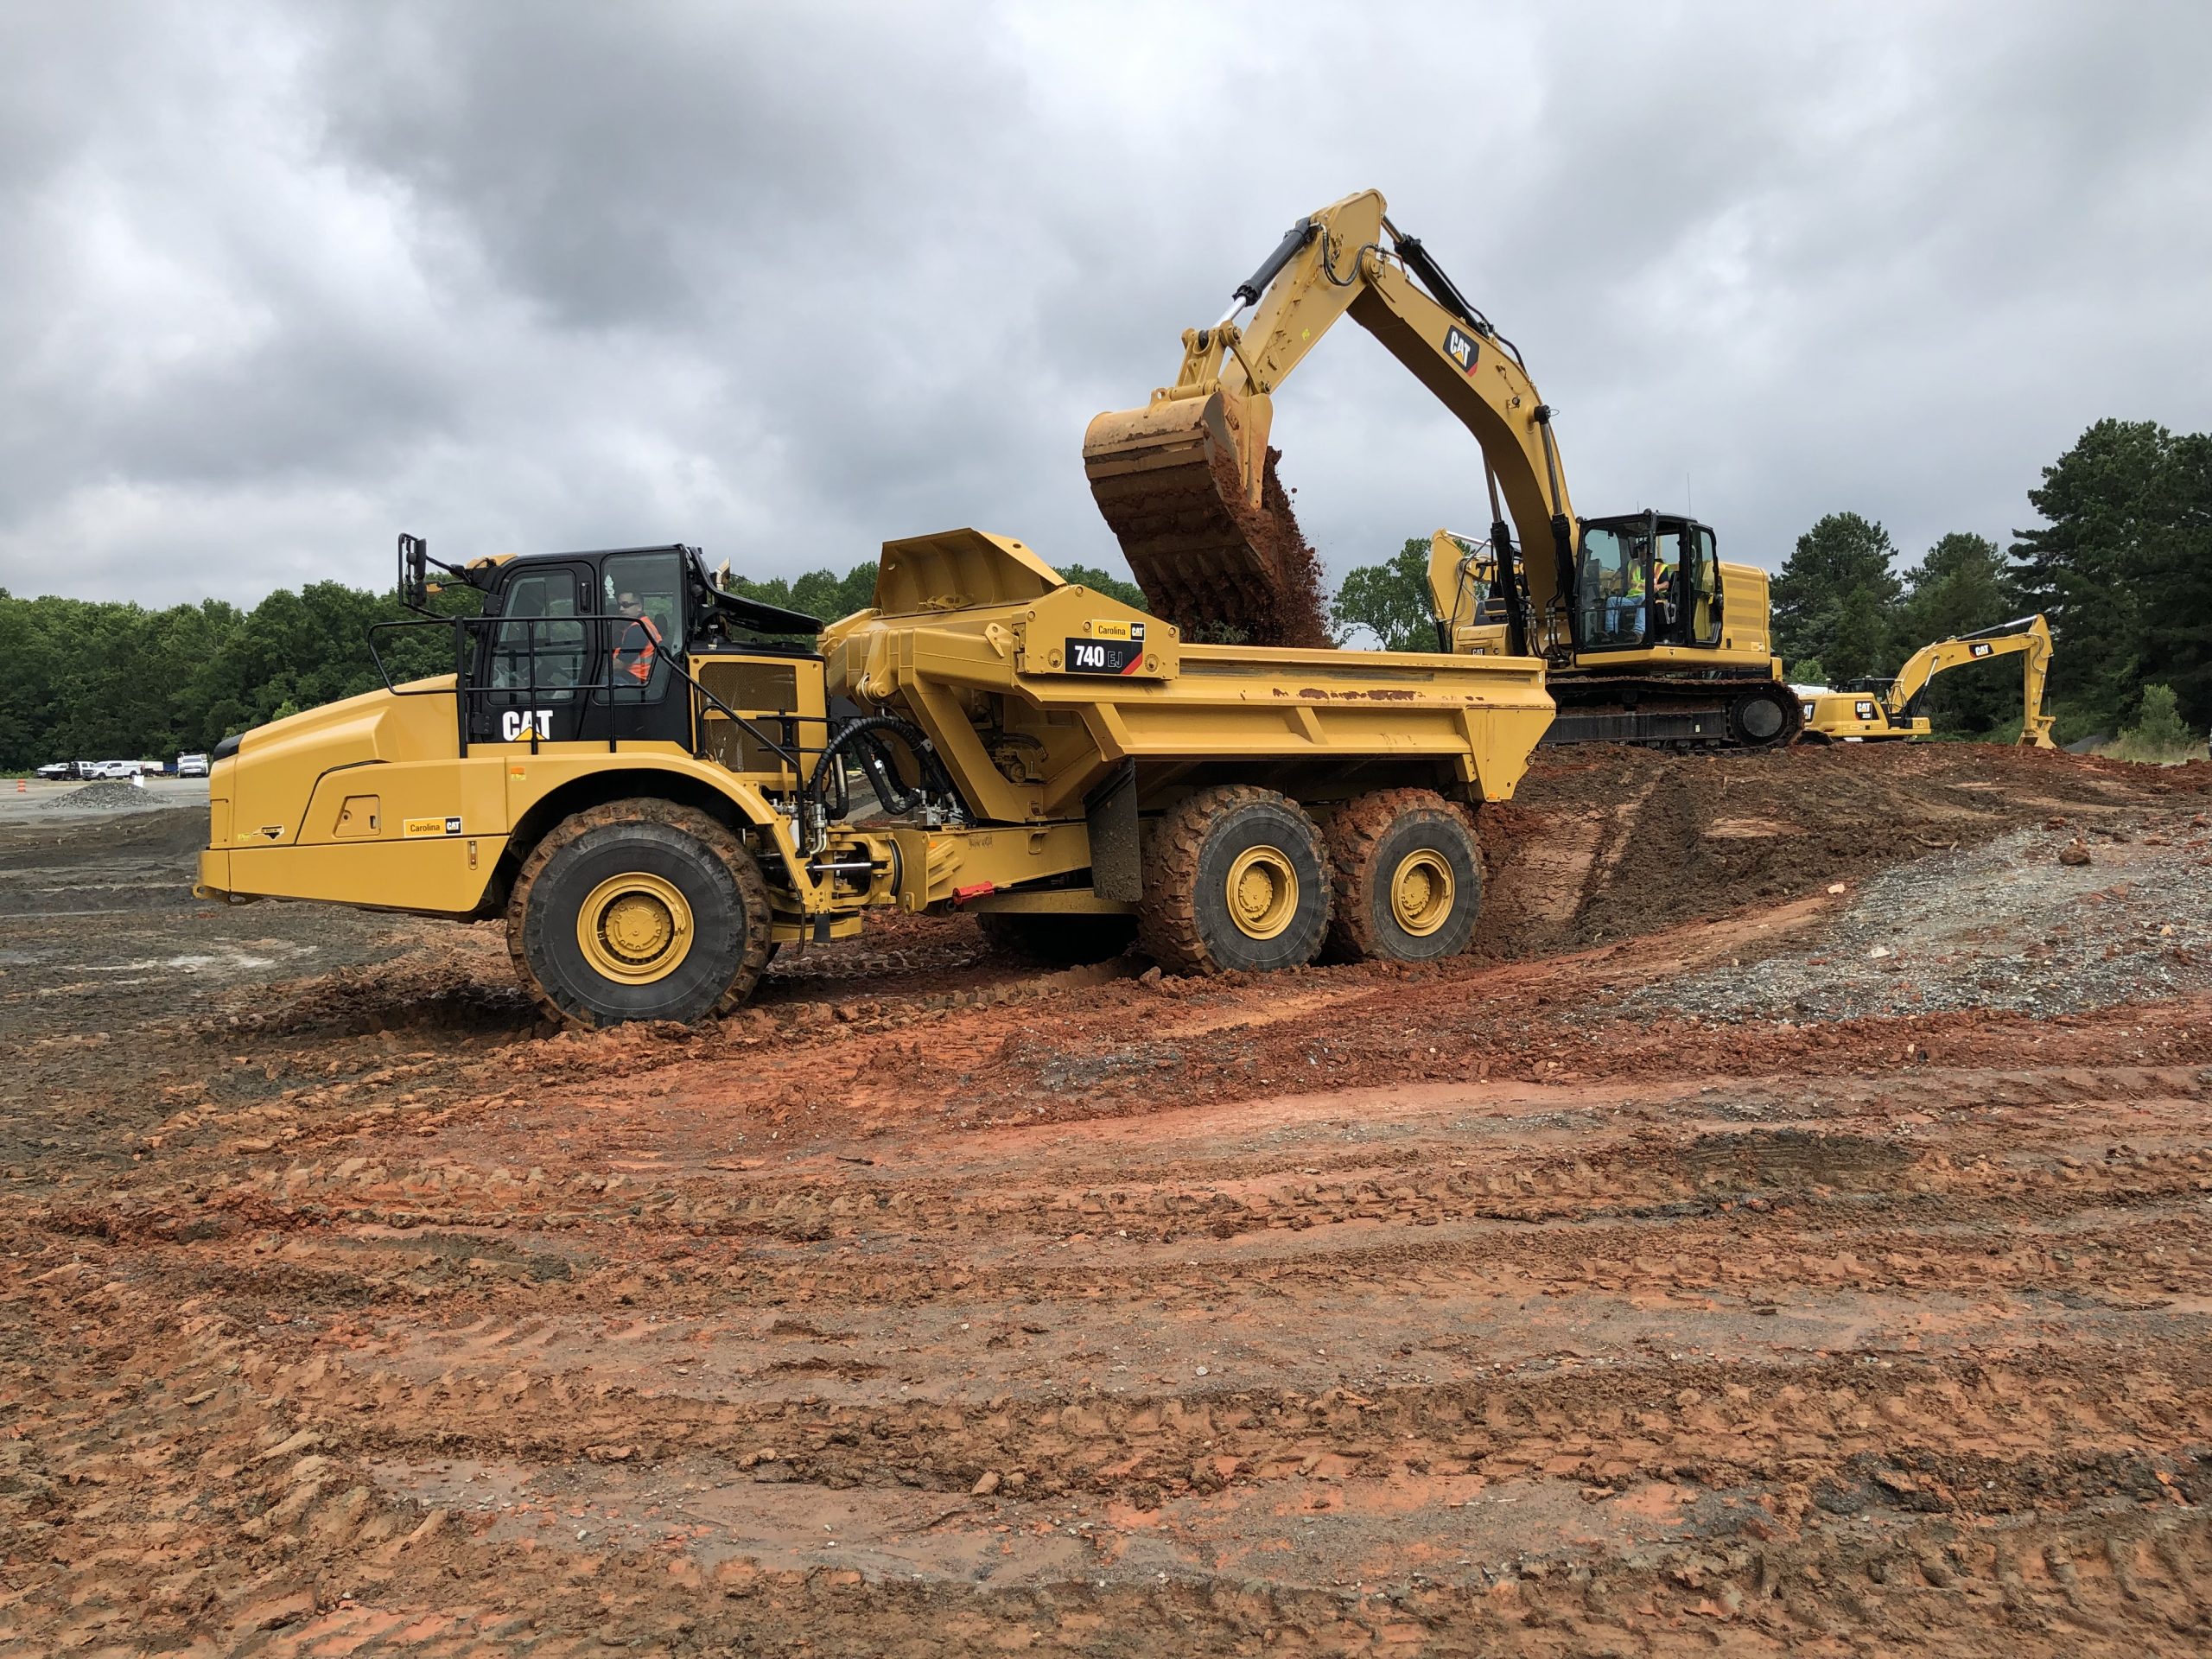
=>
[1541,673,1803,751]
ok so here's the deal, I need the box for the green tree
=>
[1331,537,1433,651]
[2139,431,2212,728]
[2115,683,2197,760]
[1057,563,1149,612]
[2010,418,2167,735]
[1771,512,1904,684]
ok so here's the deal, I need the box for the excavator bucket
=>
[1082,388,1331,647]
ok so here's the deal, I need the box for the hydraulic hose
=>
[810,715,962,823]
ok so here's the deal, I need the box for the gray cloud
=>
[3,1,2209,607]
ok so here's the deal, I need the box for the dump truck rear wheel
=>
[508,800,771,1027]
[976,912,1139,967]
[1322,789,1483,963]
[1139,785,1331,975]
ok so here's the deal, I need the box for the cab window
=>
[600,550,686,701]
[489,570,587,695]
[1687,527,1722,646]
[1579,524,1648,648]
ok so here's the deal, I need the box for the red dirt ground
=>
[3,743,2211,1656]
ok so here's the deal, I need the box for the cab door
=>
[470,563,596,747]
[585,548,693,748]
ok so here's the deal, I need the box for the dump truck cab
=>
[197,537,884,1020]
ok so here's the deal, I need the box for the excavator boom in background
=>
[1083,188,1802,748]
[1800,613,2057,747]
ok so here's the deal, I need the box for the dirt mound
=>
[1476,740,2198,957]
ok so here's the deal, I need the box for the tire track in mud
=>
[29,1055,2212,1653]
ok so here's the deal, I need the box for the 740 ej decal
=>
[1066,619,1147,675]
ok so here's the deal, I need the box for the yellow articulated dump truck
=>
[198,530,1552,1026]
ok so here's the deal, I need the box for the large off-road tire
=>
[1138,785,1332,976]
[976,912,1139,967]
[1321,789,1483,963]
[507,799,772,1027]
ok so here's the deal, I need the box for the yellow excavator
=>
[1799,613,2056,747]
[1083,188,1801,748]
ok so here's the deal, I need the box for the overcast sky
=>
[4,1,2209,609]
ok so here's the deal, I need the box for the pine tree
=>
[2009,418,2166,736]
[1899,532,2025,734]
[1771,512,1904,683]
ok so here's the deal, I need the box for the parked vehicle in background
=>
[35,761,83,779]
[86,760,139,779]
[176,753,210,778]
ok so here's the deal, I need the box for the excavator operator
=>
[1617,562,1647,643]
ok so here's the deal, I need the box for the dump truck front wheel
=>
[1322,789,1483,963]
[1140,786,1332,975]
[508,800,771,1027]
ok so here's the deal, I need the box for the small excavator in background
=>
[1083,188,1802,749]
[1798,613,2056,747]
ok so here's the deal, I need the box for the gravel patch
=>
[39,779,175,812]
[1626,817,2212,1025]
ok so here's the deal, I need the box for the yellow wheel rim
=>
[1224,846,1299,941]
[1389,849,1455,938]
[576,872,693,984]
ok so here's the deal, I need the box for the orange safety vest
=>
[613,613,661,684]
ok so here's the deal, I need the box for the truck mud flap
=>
[1084,760,1142,901]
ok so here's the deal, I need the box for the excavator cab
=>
[1572,513,1724,655]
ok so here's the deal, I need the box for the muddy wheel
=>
[1322,789,1483,963]
[1730,686,1797,747]
[976,912,1139,967]
[1138,785,1331,976]
[507,799,771,1027]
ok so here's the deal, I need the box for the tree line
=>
[3,416,2201,767]
[0,582,480,769]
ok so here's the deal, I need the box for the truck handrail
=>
[365,613,817,775]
